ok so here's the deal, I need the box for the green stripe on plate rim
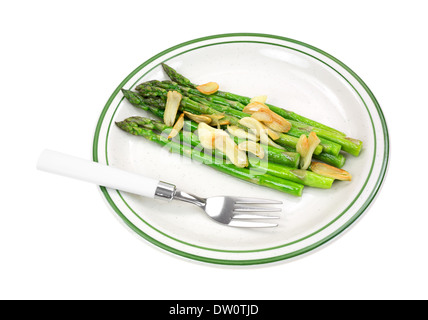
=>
[106,41,375,253]
[92,33,390,265]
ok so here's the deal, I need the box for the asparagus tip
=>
[121,88,130,97]
[115,121,124,130]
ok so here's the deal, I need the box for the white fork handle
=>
[36,149,161,198]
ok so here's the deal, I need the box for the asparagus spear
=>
[122,88,346,168]
[139,80,247,119]
[287,120,362,157]
[123,115,300,168]
[121,116,333,189]
[161,63,196,88]
[148,79,247,110]
[134,84,324,155]
[134,84,243,127]
[115,120,304,197]
[161,63,363,148]
[154,80,361,156]
[187,92,362,156]
[145,80,342,156]
[313,151,345,168]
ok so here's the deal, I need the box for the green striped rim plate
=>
[92,33,389,265]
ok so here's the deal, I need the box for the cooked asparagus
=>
[115,120,305,196]
[161,63,363,156]
[121,88,346,168]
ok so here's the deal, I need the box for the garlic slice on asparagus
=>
[164,90,182,127]
[310,161,352,181]
[197,122,217,149]
[250,95,268,104]
[196,82,219,95]
[183,111,212,124]
[167,113,185,139]
[296,132,321,170]
[239,117,270,146]
[204,113,229,126]
[243,101,291,133]
[238,141,265,159]
[226,125,258,142]
[214,134,248,168]
[197,123,248,167]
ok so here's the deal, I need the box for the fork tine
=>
[228,220,278,228]
[234,205,282,213]
[234,197,283,205]
[233,214,279,220]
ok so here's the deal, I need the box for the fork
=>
[37,150,282,228]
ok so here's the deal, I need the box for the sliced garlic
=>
[226,125,258,142]
[196,82,219,95]
[243,101,291,133]
[197,122,217,149]
[264,120,291,133]
[310,161,352,181]
[243,101,267,114]
[168,113,184,139]
[183,111,212,124]
[297,132,320,170]
[214,134,248,168]
[238,117,265,136]
[251,111,272,123]
[250,95,267,104]
[238,141,265,159]
[205,113,224,121]
[164,91,182,127]
[296,134,309,158]
[308,131,321,151]
[260,123,280,140]
[203,113,230,126]
[267,137,285,150]
[198,123,248,167]
[238,117,269,145]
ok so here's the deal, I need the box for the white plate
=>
[93,33,389,265]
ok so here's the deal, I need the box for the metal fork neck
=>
[154,182,205,207]
[173,190,206,207]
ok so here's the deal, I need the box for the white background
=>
[1,0,427,300]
